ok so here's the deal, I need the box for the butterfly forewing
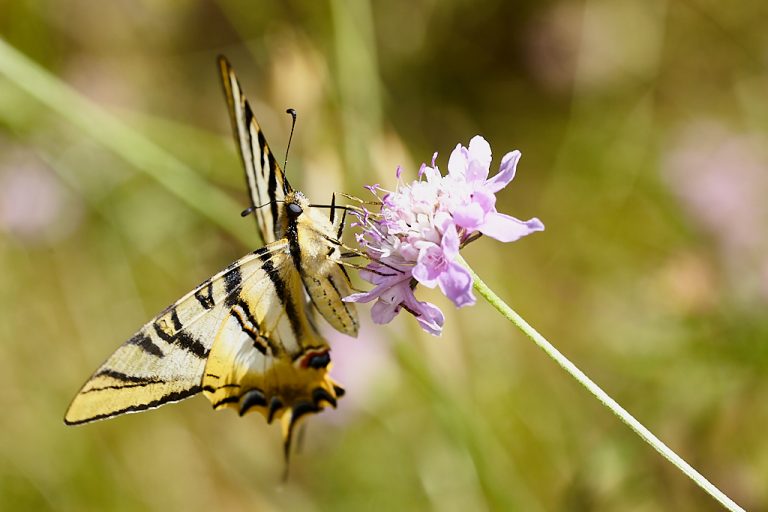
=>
[220,55,359,336]
[218,55,289,244]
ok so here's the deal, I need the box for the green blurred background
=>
[1,1,766,510]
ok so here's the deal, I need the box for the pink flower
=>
[412,223,475,307]
[345,261,445,335]
[446,136,545,241]
[346,135,543,335]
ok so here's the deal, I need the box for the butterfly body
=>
[65,57,357,455]
[285,191,359,336]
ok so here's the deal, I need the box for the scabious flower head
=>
[346,135,544,336]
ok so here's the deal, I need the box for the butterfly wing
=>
[65,242,293,425]
[201,240,344,456]
[218,55,290,244]
[220,58,358,337]
[65,239,343,452]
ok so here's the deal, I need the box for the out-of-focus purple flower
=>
[663,122,768,302]
[0,152,83,245]
[345,135,544,335]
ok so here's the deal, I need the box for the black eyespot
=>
[288,203,303,215]
[307,352,330,369]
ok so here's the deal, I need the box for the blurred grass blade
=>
[330,0,382,183]
[0,38,253,246]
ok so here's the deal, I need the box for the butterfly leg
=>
[335,198,348,240]
[336,259,399,277]
[339,192,382,207]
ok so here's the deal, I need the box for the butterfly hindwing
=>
[202,242,342,436]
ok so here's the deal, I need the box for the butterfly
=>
[65,56,359,459]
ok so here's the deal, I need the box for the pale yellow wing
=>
[220,57,358,337]
[64,242,292,425]
[201,243,343,457]
[219,55,290,244]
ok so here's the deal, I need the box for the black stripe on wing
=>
[127,332,164,358]
[152,308,210,359]
[194,279,215,310]
[255,245,304,342]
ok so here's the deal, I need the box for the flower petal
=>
[433,211,453,232]
[447,144,468,176]
[437,261,475,308]
[344,280,389,302]
[468,135,492,170]
[358,262,408,286]
[452,202,485,230]
[423,165,441,183]
[466,158,489,183]
[343,290,376,303]
[480,213,544,242]
[371,298,400,324]
[413,264,438,287]
[416,306,444,335]
[404,297,445,336]
[472,189,496,213]
[486,150,520,193]
[413,243,444,287]
[441,223,460,259]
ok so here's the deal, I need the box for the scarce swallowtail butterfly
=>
[65,56,359,461]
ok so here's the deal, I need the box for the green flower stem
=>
[460,256,744,512]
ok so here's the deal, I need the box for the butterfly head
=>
[284,191,309,218]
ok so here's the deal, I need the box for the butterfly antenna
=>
[241,200,283,218]
[284,108,297,173]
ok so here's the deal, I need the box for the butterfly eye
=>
[288,203,303,215]
[307,351,330,369]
